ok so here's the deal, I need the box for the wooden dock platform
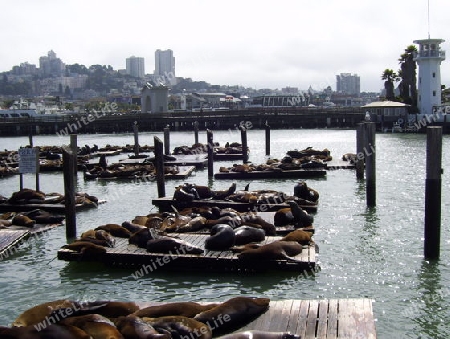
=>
[0,202,102,213]
[163,154,209,169]
[57,234,316,272]
[165,165,196,180]
[214,169,326,180]
[152,197,318,213]
[238,298,376,339]
[0,230,29,259]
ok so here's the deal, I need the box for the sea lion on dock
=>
[143,316,211,339]
[273,208,294,226]
[194,297,270,335]
[115,315,170,339]
[12,299,75,327]
[133,301,219,318]
[218,330,300,339]
[236,241,303,263]
[12,214,36,227]
[62,241,107,256]
[205,224,235,251]
[287,201,314,227]
[94,230,116,247]
[147,236,203,254]
[0,324,91,339]
[95,224,132,238]
[234,226,265,245]
[122,221,148,234]
[281,229,313,246]
[132,216,149,226]
[61,314,124,339]
[129,228,157,248]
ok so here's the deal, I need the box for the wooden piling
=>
[364,122,376,207]
[207,129,214,178]
[133,122,139,157]
[154,136,165,198]
[240,126,249,163]
[355,123,365,179]
[194,121,199,144]
[163,126,170,155]
[424,126,442,260]
[70,134,78,187]
[62,146,76,239]
[265,121,270,156]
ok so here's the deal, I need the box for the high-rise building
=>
[39,50,65,77]
[126,56,145,78]
[155,49,175,79]
[336,73,360,96]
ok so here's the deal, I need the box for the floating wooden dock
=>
[163,154,209,169]
[0,230,29,259]
[152,197,318,213]
[214,169,327,180]
[58,234,316,272]
[164,165,196,180]
[238,298,376,339]
[0,202,102,213]
[213,153,245,161]
[325,159,356,170]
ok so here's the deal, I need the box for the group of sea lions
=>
[1,296,301,339]
[0,209,65,229]
[83,163,157,180]
[172,142,245,156]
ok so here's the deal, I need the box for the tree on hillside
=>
[381,69,399,101]
[398,45,418,107]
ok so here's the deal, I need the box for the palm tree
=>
[398,45,418,106]
[381,69,398,101]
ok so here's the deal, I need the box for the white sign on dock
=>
[18,147,40,174]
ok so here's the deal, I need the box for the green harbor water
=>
[0,128,449,338]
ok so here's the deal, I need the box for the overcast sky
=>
[1,0,449,92]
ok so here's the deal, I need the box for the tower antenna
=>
[427,0,430,39]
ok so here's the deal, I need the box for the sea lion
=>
[218,330,300,339]
[62,241,107,256]
[12,299,75,327]
[0,219,12,227]
[94,230,116,247]
[122,221,148,234]
[234,226,265,245]
[145,216,164,229]
[273,208,294,226]
[132,216,149,226]
[287,201,314,227]
[143,316,211,339]
[95,224,132,238]
[0,324,91,339]
[175,216,207,233]
[115,315,170,339]
[8,188,46,204]
[133,301,219,318]
[129,228,157,248]
[12,214,36,227]
[205,224,235,251]
[24,209,65,224]
[147,237,203,255]
[237,241,303,263]
[194,297,270,335]
[76,301,140,319]
[281,229,313,246]
[61,314,124,339]
[293,181,319,202]
[240,214,276,236]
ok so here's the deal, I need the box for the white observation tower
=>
[413,38,446,115]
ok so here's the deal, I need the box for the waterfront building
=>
[126,56,145,78]
[155,49,175,83]
[336,73,360,96]
[413,38,446,115]
[141,82,169,113]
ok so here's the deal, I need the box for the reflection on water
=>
[0,130,449,338]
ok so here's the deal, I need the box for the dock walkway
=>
[58,234,316,272]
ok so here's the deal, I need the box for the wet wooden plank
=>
[0,230,30,259]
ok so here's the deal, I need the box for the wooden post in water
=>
[364,122,376,207]
[355,123,365,179]
[133,122,139,157]
[70,134,78,187]
[207,129,214,178]
[424,126,442,260]
[154,136,165,198]
[240,126,249,163]
[28,130,33,147]
[194,121,199,144]
[163,126,170,155]
[265,121,271,156]
[62,146,76,239]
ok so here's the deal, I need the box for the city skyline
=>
[1,0,449,92]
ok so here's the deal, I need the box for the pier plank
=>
[0,230,30,259]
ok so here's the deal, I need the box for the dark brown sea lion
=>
[146,237,203,255]
[218,330,300,339]
[94,229,116,247]
[239,214,276,236]
[293,181,319,202]
[237,241,303,263]
[194,297,270,335]
[287,201,314,227]
[115,315,170,339]
[0,324,91,339]
[281,229,313,246]
[133,301,219,318]
[234,226,265,245]
[12,214,36,227]
[122,221,148,234]
[95,224,132,238]
[132,216,149,226]
[62,241,107,256]
[61,314,123,339]
[81,301,140,319]
[12,299,75,327]
[24,209,65,224]
[129,228,157,248]
[143,316,211,339]
[175,216,207,233]
[8,188,45,204]
[273,208,294,226]
[205,224,235,251]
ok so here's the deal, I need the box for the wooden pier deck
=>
[57,234,316,272]
[152,197,318,213]
[163,154,209,169]
[0,230,29,259]
[237,298,376,339]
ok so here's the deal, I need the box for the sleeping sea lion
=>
[194,297,270,335]
[218,330,300,339]
[143,316,211,339]
[147,237,203,255]
[205,224,235,251]
[61,314,123,339]
[115,315,170,339]
[12,299,75,327]
[62,241,107,256]
[122,221,148,234]
[133,301,219,318]
[94,230,116,247]
[237,241,303,263]
[175,216,207,233]
[95,224,132,238]
[12,214,36,227]
[24,209,65,224]
[132,216,149,226]
[239,214,276,236]
[234,226,265,245]
[129,228,157,248]
[281,229,313,246]
[0,324,91,339]
[273,208,294,226]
